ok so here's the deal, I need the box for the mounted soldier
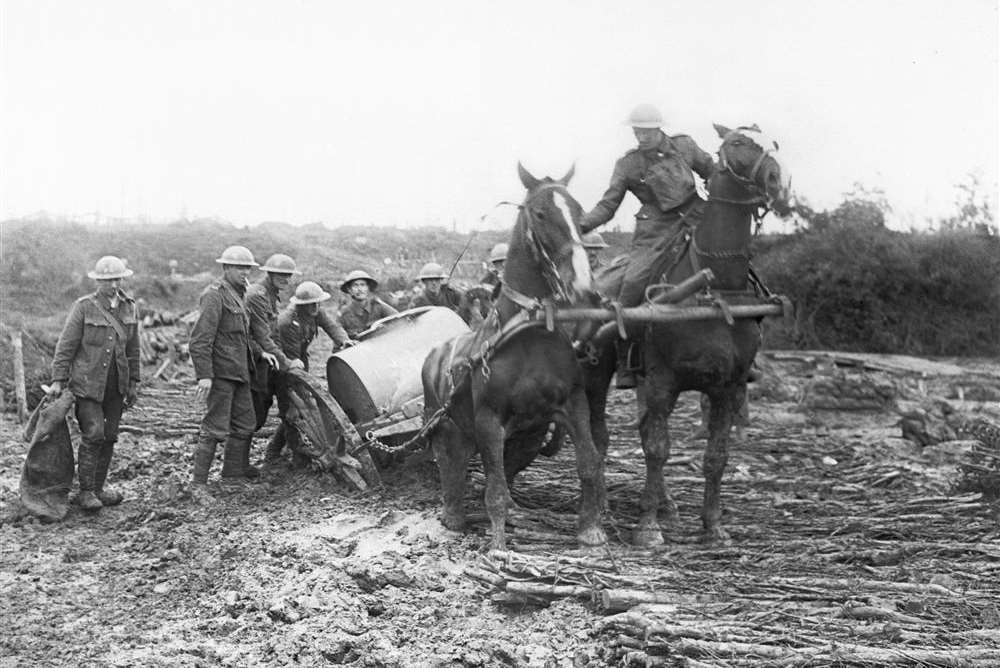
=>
[48,255,139,512]
[265,281,355,463]
[580,103,716,388]
[337,269,398,339]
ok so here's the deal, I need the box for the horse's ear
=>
[558,163,576,186]
[749,123,761,132]
[713,123,732,138]
[517,162,541,191]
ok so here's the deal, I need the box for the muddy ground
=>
[1,350,998,667]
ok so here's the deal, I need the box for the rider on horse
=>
[580,103,716,388]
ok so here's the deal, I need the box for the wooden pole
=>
[12,330,28,423]
[539,302,785,324]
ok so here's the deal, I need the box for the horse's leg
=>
[702,385,739,544]
[564,389,608,548]
[635,368,680,547]
[431,420,471,532]
[475,408,509,550]
[584,344,615,511]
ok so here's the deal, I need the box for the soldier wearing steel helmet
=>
[580,103,716,388]
[337,269,398,339]
[409,262,483,326]
[245,253,305,474]
[264,281,356,463]
[48,256,139,512]
[479,243,508,300]
[581,231,610,271]
[188,246,280,499]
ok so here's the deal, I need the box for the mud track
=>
[1,352,998,667]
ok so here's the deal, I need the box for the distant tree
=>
[939,172,996,236]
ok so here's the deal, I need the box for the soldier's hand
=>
[195,378,212,402]
[288,358,305,371]
[125,382,139,408]
[46,381,63,397]
[262,352,279,370]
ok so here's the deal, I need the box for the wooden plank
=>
[11,330,28,423]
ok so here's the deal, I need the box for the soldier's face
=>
[223,265,251,286]
[269,272,291,292]
[422,278,442,295]
[491,260,504,275]
[586,249,601,270]
[96,278,121,297]
[633,127,660,151]
[349,280,370,300]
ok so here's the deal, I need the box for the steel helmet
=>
[489,243,509,263]
[581,232,609,249]
[290,280,331,305]
[260,253,301,275]
[625,103,664,129]
[418,262,448,281]
[215,245,259,267]
[87,255,134,280]
[340,269,378,293]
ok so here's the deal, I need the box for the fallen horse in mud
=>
[18,390,76,522]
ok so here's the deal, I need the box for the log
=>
[504,581,593,600]
[11,330,28,423]
[600,589,686,613]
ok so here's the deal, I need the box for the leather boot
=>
[242,441,261,480]
[220,437,250,490]
[94,441,123,506]
[265,423,287,462]
[192,437,217,485]
[77,441,103,511]
[614,341,638,390]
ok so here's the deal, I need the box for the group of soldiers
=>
[46,102,714,509]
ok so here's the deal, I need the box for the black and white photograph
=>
[1,1,998,665]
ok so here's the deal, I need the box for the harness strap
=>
[88,296,129,343]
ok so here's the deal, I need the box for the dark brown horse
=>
[586,124,792,545]
[421,164,607,550]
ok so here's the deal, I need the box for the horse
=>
[585,123,792,546]
[421,163,607,550]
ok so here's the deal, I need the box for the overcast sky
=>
[2,0,997,232]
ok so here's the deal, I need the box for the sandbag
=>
[19,391,76,522]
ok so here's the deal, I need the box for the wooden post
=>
[12,330,28,423]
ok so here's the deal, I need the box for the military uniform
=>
[51,290,139,503]
[188,277,261,482]
[265,304,351,461]
[338,297,398,339]
[581,133,714,306]
[244,277,291,431]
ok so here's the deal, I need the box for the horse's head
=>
[713,123,792,216]
[508,163,594,303]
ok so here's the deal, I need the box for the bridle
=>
[712,130,780,221]
[504,183,584,306]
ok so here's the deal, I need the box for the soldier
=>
[189,246,279,499]
[581,232,610,272]
[337,269,398,339]
[48,256,139,511]
[246,253,304,475]
[580,103,715,388]
[480,243,508,300]
[265,281,356,462]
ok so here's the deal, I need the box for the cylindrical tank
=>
[326,307,470,425]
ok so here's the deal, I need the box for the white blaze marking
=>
[740,128,791,191]
[553,190,592,292]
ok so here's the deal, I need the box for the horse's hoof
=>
[700,526,731,545]
[633,527,664,547]
[577,526,608,548]
[440,511,466,532]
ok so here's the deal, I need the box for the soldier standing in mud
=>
[579,103,715,388]
[407,262,483,327]
[581,232,610,272]
[48,256,139,512]
[337,269,398,339]
[264,281,356,463]
[479,243,507,300]
[245,253,304,475]
[189,246,280,500]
